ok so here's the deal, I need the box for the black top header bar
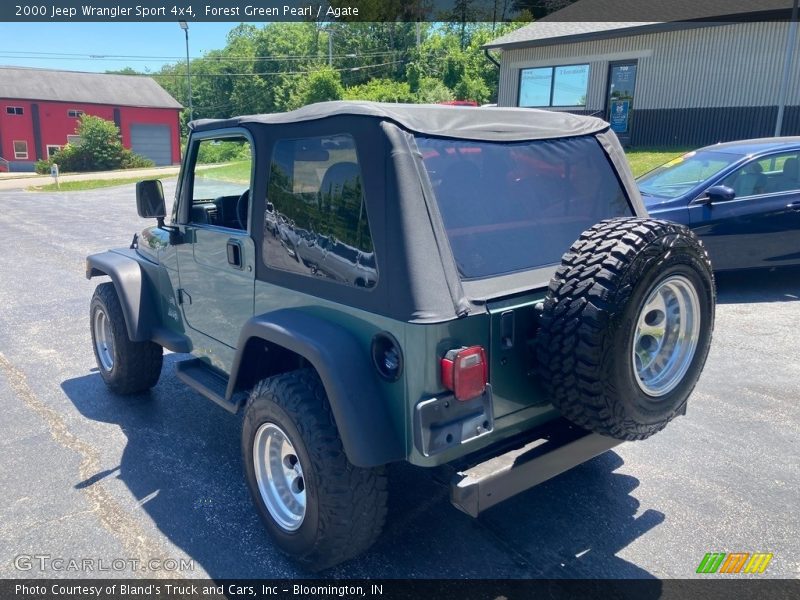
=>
[2,0,797,23]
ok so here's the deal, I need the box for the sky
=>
[0,22,238,73]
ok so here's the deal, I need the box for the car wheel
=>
[90,282,163,395]
[242,368,388,571]
[536,218,715,440]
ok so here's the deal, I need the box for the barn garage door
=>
[130,124,172,166]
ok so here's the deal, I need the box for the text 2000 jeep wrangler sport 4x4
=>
[86,102,715,570]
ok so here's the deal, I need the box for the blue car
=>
[638,138,800,271]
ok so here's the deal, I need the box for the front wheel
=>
[536,218,715,440]
[90,282,163,395]
[242,369,387,571]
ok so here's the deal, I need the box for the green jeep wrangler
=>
[86,102,715,570]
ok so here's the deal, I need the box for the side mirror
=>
[700,185,736,205]
[136,180,166,220]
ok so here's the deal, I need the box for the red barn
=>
[0,66,182,172]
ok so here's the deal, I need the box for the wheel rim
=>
[93,308,115,372]
[632,274,701,397]
[253,422,306,532]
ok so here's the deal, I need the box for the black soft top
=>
[190,101,608,142]
[189,101,644,324]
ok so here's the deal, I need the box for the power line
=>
[0,50,401,62]
[152,59,406,78]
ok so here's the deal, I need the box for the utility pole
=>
[775,0,799,136]
[328,29,333,67]
[178,21,193,122]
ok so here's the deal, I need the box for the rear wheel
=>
[536,218,715,440]
[242,369,387,571]
[90,282,163,395]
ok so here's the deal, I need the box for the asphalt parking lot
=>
[0,181,798,580]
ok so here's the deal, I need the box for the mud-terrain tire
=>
[536,218,715,441]
[242,369,388,571]
[90,282,163,394]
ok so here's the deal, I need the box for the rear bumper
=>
[450,417,621,517]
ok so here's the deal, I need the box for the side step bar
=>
[174,358,240,414]
[450,418,621,517]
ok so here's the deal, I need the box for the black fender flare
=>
[86,250,191,353]
[230,310,404,468]
[86,250,156,341]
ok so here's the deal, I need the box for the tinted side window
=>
[189,137,252,230]
[263,134,378,289]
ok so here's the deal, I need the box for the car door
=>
[175,129,256,358]
[689,150,800,270]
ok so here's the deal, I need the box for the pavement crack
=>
[0,352,180,579]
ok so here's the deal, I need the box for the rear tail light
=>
[441,346,488,401]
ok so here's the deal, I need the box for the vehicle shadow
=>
[356,452,664,582]
[715,267,800,304]
[62,360,662,582]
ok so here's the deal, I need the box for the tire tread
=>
[244,369,387,571]
[536,217,715,440]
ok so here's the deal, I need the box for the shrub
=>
[50,115,154,172]
[34,159,53,175]
[120,149,155,169]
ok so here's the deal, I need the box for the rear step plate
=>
[450,418,621,517]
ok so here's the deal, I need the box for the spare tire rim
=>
[92,308,114,372]
[632,274,701,397]
[253,422,306,531]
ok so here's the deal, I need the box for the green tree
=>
[150,21,527,117]
[416,77,455,103]
[288,67,345,109]
[344,78,415,103]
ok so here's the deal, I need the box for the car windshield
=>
[416,135,632,279]
[637,150,741,199]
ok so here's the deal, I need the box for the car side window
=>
[721,151,800,198]
[263,134,378,289]
[189,137,252,230]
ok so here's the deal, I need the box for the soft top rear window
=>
[416,135,632,279]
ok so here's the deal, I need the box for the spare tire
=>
[536,217,715,441]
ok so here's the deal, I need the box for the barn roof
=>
[0,67,182,109]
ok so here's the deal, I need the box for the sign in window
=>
[519,64,589,108]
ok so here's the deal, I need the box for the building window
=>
[67,109,85,118]
[263,134,378,289]
[13,140,28,159]
[46,145,62,159]
[6,106,24,115]
[519,64,590,108]
[67,135,82,145]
